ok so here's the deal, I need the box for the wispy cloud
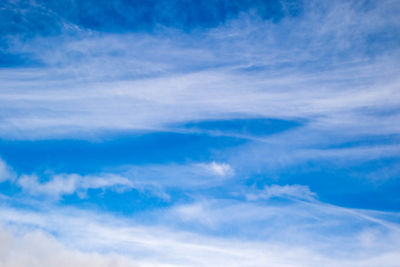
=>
[0,0,399,141]
[0,158,236,199]
[1,197,400,267]
[246,184,316,201]
[0,158,15,182]
[198,161,234,177]
[17,173,134,199]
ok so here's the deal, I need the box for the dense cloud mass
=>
[0,0,400,266]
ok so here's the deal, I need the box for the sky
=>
[0,0,400,266]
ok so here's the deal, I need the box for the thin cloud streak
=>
[0,158,237,199]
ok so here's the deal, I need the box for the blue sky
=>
[0,0,400,266]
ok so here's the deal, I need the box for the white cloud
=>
[264,184,316,200]
[0,158,15,182]
[0,159,237,200]
[17,173,135,199]
[122,162,236,189]
[199,162,234,177]
[227,139,400,178]
[0,227,140,267]
[0,0,399,142]
[246,184,316,201]
[0,200,400,267]
[13,161,236,199]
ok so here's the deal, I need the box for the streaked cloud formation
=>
[0,0,399,266]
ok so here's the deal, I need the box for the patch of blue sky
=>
[229,142,400,209]
[1,0,297,35]
[268,158,400,211]
[0,131,245,174]
[60,188,172,215]
[0,52,44,68]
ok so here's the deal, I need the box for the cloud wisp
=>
[0,158,15,182]
[0,158,236,200]
[17,173,134,200]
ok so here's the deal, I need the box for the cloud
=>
[0,227,139,267]
[2,159,235,200]
[17,173,135,200]
[162,195,400,240]
[199,162,234,177]
[0,222,316,267]
[121,162,236,189]
[0,0,398,141]
[1,199,400,267]
[264,184,316,200]
[0,158,15,182]
[246,184,316,201]
[226,132,400,179]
